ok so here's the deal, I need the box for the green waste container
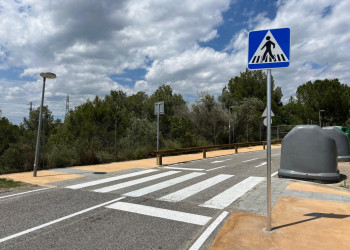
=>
[336,126,350,144]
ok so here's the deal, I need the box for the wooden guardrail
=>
[153,139,282,165]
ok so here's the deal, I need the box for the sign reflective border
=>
[248,28,290,70]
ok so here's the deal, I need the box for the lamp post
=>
[33,72,56,177]
[229,106,234,145]
[319,110,325,127]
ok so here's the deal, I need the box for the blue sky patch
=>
[110,68,147,88]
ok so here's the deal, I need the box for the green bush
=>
[0,143,34,174]
[46,143,78,169]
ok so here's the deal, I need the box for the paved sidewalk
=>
[210,181,350,250]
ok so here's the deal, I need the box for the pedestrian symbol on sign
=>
[261,36,275,62]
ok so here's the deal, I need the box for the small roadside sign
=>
[154,101,164,115]
[262,107,274,117]
[248,28,290,70]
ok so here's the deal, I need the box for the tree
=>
[296,79,350,125]
[219,68,283,110]
[192,92,227,144]
[0,117,20,156]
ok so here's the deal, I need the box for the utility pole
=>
[229,106,234,145]
[65,94,70,118]
[28,102,33,116]
[42,115,45,169]
[114,119,117,159]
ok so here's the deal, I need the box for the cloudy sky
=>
[0,0,349,124]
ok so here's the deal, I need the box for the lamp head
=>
[40,72,56,79]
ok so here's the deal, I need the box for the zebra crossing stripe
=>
[200,176,264,209]
[66,169,158,189]
[106,201,211,225]
[158,174,233,202]
[161,166,205,171]
[124,172,206,197]
[93,171,180,193]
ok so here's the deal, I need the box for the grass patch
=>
[0,178,23,189]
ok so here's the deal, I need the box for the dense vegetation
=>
[0,69,349,174]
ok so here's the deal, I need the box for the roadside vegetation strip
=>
[0,178,22,189]
[0,197,125,244]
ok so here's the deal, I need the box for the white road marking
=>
[66,169,158,189]
[93,171,180,193]
[189,211,229,250]
[0,197,125,244]
[158,174,233,202]
[124,172,206,197]
[254,162,267,168]
[206,166,227,172]
[271,171,278,177]
[242,158,259,163]
[0,187,55,200]
[200,176,264,209]
[106,201,211,226]
[211,159,231,164]
[211,160,224,163]
[272,154,280,156]
[161,166,205,171]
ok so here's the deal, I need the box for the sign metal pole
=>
[267,69,272,231]
[156,103,160,164]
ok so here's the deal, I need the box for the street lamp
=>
[319,110,325,127]
[229,106,234,145]
[33,72,56,177]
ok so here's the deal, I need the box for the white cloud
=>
[0,0,349,123]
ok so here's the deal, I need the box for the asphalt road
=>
[0,148,281,250]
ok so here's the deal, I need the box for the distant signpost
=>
[248,28,290,231]
[155,101,164,164]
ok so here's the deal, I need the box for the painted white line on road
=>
[106,201,211,226]
[271,171,278,177]
[272,154,280,156]
[210,159,231,164]
[211,160,224,163]
[200,176,264,209]
[161,166,205,171]
[0,187,56,200]
[93,171,180,193]
[0,197,125,244]
[66,169,158,189]
[242,158,259,163]
[254,162,267,168]
[124,172,206,197]
[189,211,229,250]
[206,166,227,172]
[158,174,233,202]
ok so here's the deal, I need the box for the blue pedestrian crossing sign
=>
[248,28,290,70]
